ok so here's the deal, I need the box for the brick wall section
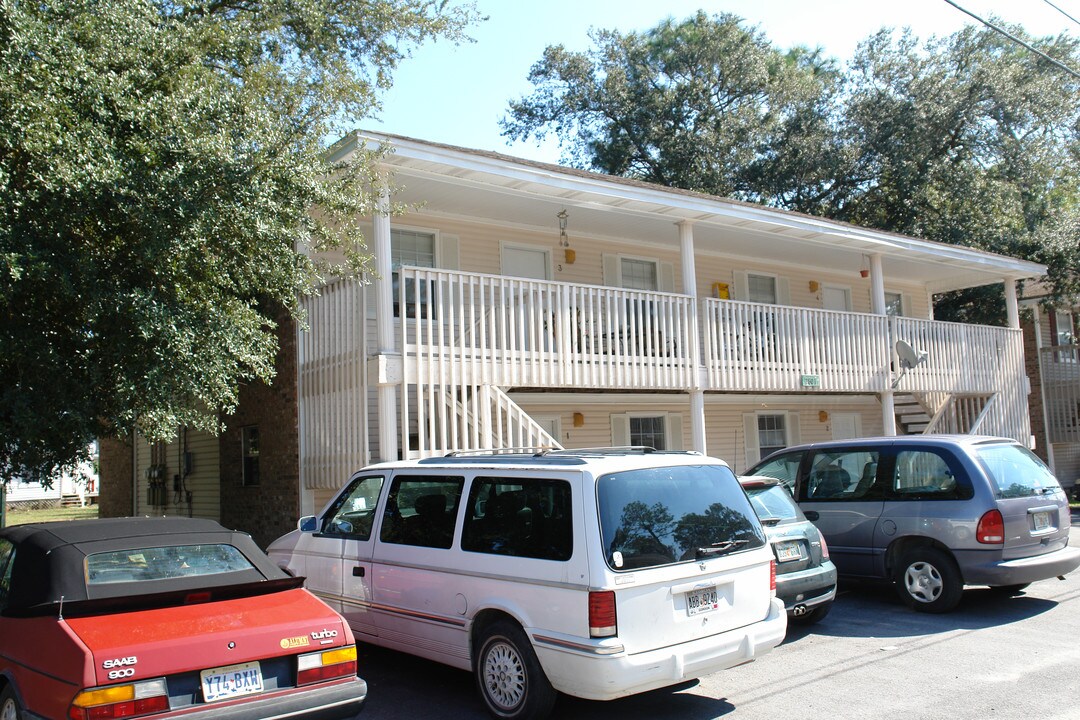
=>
[1022,315,1049,462]
[219,306,300,549]
[97,436,134,517]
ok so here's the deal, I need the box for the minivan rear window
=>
[975,443,1062,499]
[597,464,765,571]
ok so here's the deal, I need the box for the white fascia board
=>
[351,131,1048,282]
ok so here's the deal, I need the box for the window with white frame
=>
[884,291,904,317]
[620,258,659,291]
[630,416,666,450]
[757,414,787,458]
[748,273,778,304]
[1056,310,1076,346]
[611,413,682,450]
[392,228,436,318]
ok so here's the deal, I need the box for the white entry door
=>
[823,285,852,312]
[831,412,862,441]
[502,244,551,280]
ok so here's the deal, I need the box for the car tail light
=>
[297,645,358,686]
[68,679,169,720]
[589,590,617,638]
[977,509,1005,544]
[770,560,777,594]
[819,534,830,560]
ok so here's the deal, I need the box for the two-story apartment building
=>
[99,131,1047,547]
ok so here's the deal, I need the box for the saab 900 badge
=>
[103,656,138,680]
[280,636,310,649]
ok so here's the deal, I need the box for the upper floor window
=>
[748,274,778,304]
[392,228,436,318]
[884,292,904,317]
[620,258,659,291]
[1056,310,1076,346]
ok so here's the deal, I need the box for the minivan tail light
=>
[977,509,1005,544]
[589,591,617,638]
[770,560,777,594]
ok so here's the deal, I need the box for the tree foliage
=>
[501,12,844,200]
[0,0,478,483]
[503,13,1080,320]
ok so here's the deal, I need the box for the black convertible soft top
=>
[0,517,292,616]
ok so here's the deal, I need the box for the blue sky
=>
[366,0,1080,164]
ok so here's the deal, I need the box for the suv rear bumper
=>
[776,562,837,614]
[533,597,786,701]
[957,545,1080,586]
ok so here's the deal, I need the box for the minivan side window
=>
[802,450,881,501]
[891,450,971,500]
[747,451,805,490]
[320,475,385,539]
[461,477,572,561]
[380,475,464,549]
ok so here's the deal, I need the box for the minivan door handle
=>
[352,566,365,578]
[803,511,820,521]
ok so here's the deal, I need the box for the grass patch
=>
[3,505,99,526]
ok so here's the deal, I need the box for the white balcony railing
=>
[702,299,892,392]
[400,268,696,390]
[1040,345,1080,443]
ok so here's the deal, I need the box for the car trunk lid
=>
[65,587,349,687]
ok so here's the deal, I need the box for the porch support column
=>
[374,184,398,462]
[870,253,897,435]
[1004,278,1019,329]
[679,220,707,455]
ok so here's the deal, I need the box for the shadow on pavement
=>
[355,643,736,720]
[784,578,1059,642]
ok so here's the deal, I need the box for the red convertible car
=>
[0,517,367,720]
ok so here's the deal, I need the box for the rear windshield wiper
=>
[696,540,750,558]
[759,517,782,527]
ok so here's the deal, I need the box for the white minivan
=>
[268,448,786,719]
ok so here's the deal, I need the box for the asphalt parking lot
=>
[353,517,1080,720]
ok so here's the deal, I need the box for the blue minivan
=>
[745,435,1080,612]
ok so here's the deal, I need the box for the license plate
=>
[686,586,718,616]
[1032,511,1051,532]
[774,540,802,562]
[201,661,264,703]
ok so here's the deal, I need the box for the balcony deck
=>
[398,268,1024,398]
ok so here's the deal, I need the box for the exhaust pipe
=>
[792,604,808,616]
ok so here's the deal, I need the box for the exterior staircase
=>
[892,392,995,436]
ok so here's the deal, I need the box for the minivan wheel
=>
[475,619,556,720]
[0,686,23,720]
[895,548,963,613]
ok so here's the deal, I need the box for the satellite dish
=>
[892,340,928,388]
[895,340,928,370]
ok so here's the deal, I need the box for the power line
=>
[1042,0,1080,29]
[942,0,1080,80]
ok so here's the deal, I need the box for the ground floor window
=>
[757,414,787,458]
